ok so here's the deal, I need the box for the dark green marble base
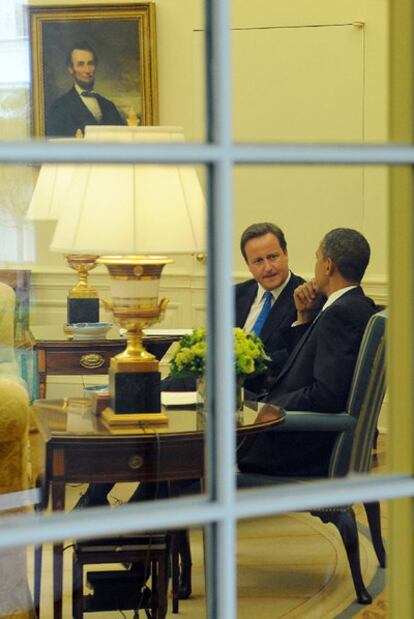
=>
[67,298,99,324]
[109,368,161,414]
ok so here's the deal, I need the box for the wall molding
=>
[26,267,388,328]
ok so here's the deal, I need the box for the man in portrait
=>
[46,41,125,137]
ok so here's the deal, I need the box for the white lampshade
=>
[26,139,78,221]
[50,126,206,255]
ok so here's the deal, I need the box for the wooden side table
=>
[33,397,285,619]
[31,326,179,399]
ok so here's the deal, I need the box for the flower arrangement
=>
[169,327,270,379]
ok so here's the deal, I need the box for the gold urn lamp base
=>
[97,255,172,422]
[65,254,100,324]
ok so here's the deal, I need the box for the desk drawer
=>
[44,346,125,375]
[57,438,205,483]
[37,339,172,377]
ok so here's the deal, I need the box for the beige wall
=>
[190,1,388,289]
[7,0,389,321]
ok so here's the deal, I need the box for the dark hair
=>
[321,228,370,283]
[66,42,98,67]
[240,222,287,261]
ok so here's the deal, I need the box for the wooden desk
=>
[31,326,179,398]
[33,398,285,619]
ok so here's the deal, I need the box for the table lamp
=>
[50,126,206,423]
[26,139,100,324]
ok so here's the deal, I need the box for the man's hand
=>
[294,279,320,324]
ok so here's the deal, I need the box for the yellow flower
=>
[170,327,270,379]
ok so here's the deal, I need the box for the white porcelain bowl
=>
[65,322,113,341]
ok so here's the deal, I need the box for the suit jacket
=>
[236,272,304,380]
[238,287,377,476]
[46,86,125,137]
[267,286,377,412]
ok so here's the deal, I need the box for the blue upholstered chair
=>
[238,310,387,604]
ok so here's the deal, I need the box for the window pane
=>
[231,1,388,146]
[233,164,387,301]
[235,498,387,616]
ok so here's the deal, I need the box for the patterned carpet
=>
[32,503,384,618]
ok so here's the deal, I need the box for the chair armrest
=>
[277,411,357,433]
[0,378,29,442]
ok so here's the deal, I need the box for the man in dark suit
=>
[238,227,377,477]
[46,41,125,137]
[236,222,304,394]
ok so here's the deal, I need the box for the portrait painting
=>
[28,3,158,137]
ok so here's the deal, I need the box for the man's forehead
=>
[71,49,94,62]
[246,233,284,253]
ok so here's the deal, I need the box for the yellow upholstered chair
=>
[0,281,22,378]
[0,282,35,618]
[0,271,42,489]
[0,268,37,405]
[0,270,32,350]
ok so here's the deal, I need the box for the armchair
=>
[0,282,35,618]
[0,270,37,402]
[0,271,41,486]
[237,310,387,604]
[0,270,31,349]
[0,280,21,377]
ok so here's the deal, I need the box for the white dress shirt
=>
[75,83,103,122]
[321,285,358,312]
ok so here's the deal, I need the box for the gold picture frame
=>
[28,3,158,137]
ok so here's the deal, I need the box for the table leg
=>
[34,544,42,617]
[37,350,47,399]
[38,374,47,399]
[52,481,65,619]
[201,479,208,604]
[168,482,181,613]
[158,551,168,619]
[170,532,180,613]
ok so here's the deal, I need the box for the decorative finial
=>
[127,108,139,126]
